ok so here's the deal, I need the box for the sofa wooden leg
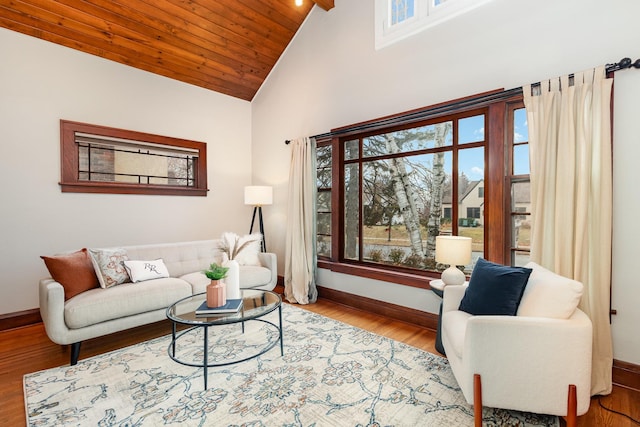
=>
[474,374,482,427]
[565,384,577,427]
[70,342,81,366]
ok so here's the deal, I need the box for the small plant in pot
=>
[204,263,229,281]
[203,263,229,307]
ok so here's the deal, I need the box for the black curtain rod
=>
[606,56,640,73]
[284,57,639,144]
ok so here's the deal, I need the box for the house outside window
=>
[443,207,452,219]
[466,207,480,219]
[316,91,527,288]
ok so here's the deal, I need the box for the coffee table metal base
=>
[168,304,283,390]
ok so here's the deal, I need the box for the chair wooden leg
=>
[565,384,577,427]
[474,374,482,427]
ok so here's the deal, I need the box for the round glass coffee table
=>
[166,289,283,390]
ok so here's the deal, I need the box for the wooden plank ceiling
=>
[0,0,334,101]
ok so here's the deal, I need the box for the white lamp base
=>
[441,266,466,286]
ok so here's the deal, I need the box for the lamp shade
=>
[435,235,472,266]
[244,186,273,206]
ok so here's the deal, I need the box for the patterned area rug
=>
[24,304,558,426]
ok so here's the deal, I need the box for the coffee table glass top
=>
[167,289,281,326]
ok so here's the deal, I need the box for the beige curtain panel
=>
[284,137,318,304]
[524,66,614,396]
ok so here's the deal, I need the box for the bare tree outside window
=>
[339,116,483,273]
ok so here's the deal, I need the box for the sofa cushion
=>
[123,259,170,283]
[64,278,191,329]
[441,310,472,359]
[179,271,211,294]
[41,248,99,300]
[88,248,130,288]
[239,265,272,288]
[459,258,532,316]
[517,262,583,319]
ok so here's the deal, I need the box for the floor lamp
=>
[244,186,272,252]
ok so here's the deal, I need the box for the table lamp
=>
[435,235,472,286]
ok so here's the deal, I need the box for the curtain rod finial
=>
[619,57,632,69]
[285,140,291,145]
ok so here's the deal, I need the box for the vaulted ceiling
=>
[0,0,334,101]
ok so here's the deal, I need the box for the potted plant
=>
[204,263,229,281]
[203,263,229,307]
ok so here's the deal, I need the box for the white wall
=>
[252,0,640,364]
[612,71,640,365]
[0,28,253,314]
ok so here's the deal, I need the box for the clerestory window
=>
[375,0,496,49]
[316,90,529,288]
[60,120,208,196]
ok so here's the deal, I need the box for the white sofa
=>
[39,239,277,365]
[441,261,592,424]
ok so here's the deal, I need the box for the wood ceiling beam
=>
[312,0,334,11]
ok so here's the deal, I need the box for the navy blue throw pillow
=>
[459,258,533,316]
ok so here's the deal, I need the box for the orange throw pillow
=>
[41,248,99,300]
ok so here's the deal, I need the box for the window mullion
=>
[358,138,364,262]
[451,119,459,236]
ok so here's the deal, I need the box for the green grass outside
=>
[362,224,529,245]
[361,224,530,252]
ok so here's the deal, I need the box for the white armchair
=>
[441,262,592,427]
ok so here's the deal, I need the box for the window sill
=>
[317,259,441,290]
[60,181,208,196]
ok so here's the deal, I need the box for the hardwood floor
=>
[1,297,638,426]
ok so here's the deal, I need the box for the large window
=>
[60,121,208,196]
[317,91,528,288]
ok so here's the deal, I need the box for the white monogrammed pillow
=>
[123,259,170,283]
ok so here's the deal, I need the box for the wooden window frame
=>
[59,120,208,196]
[505,101,531,265]
[316,141,334,258]
[317,90,523,289]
